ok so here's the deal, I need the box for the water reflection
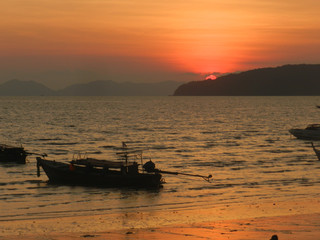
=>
[0,96,320,221]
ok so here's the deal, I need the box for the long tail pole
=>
[157,170,212,182]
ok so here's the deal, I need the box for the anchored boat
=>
[36,148,164,188]
[0,144,28,164]
[36,144,212,188]
[289,124,320,140]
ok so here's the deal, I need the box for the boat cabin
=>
[71,158,139,174]
[70,149,145,175]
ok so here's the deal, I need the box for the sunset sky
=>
[1,0,320,88]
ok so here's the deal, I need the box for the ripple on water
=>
[1,96,320,220]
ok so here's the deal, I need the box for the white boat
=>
[289,124,320,140]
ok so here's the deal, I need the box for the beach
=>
[1,197,319,240]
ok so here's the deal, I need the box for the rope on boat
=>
[311,142,320,160]
[36,157,41,177]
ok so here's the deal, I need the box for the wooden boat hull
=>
[0,145,27,164]
[37,158,163,188]
[289,129,320,140]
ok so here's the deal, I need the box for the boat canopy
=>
[71,158,138,168]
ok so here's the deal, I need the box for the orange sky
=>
[1,0,320,88]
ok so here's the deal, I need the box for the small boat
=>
[311,142,320,160]
[36,148,164,188]
[0,144,28,164]
[289,124,320,140]
[36,143,213,188]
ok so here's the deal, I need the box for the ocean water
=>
[0,96,320,222]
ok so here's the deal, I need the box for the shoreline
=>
[1,197,320,239]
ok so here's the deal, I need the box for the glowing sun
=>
[205,75,217,80]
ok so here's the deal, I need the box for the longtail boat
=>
[36,147,164,188]
[36,143,212,188]
[289,124,320,140]
[0,144,28,164]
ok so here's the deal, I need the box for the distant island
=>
[0,79,183,96]
[174,64,320,96]
[2,64,320,96]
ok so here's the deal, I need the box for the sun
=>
[205,75,217,80]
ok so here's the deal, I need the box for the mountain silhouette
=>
[0,79,182,96]
[57,80,182,96]
[174,64,320,96]
[0,79,56,96]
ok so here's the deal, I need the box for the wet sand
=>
[1,197,320,240]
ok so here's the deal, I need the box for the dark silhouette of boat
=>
[289,124,320,140]
[0,144,28,164]
[36,142,212,188]
[36,148,164,188]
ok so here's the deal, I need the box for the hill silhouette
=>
[0,79,182,96]
[0,79,56,96]
[174,64,320,96]
[57,80,181,96]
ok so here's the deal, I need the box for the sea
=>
[0,96,320,223]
